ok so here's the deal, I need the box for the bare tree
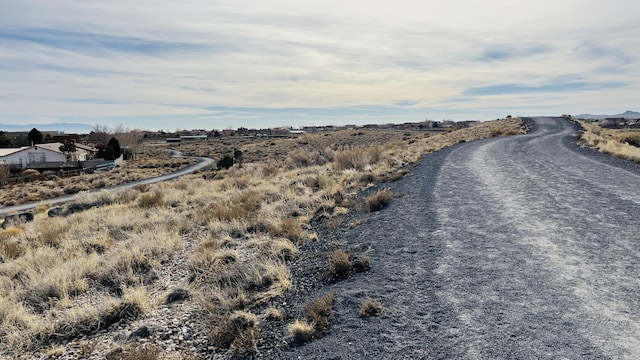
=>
[86,125,112,146]
[114,124,143,159]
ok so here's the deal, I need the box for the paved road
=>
[289,117,640,359]
[0,156,214,216]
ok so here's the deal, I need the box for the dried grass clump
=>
[261,307,284,321]
[288,319,315,343]
[119,344,162,360]
[0,227,25,260]
[365,189,393,212]
[208,311,262,353]
[328,250,371,281]
[45,346,66,357]
[66,190,118,212]
[269,217,305,242]
[304,292,335,333]
[328,250,353,281]
[333,147,372,171]
[359,297,384,317]
[137,190,165,208]
[286,148,333,169]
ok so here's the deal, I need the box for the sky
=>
[0,0,638,132]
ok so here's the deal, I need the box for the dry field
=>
[0,117,524,359]
[0,147,197,207]
[576,120,640,163]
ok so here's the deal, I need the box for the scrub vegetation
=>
[0,146,196,207]
[0,117,523,358]
[576,120,640,163]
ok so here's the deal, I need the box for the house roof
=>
[37,143,65,153]
[0,147,29,157]
[74,143,98,152]
[0,145,65,158]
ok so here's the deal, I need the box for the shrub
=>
[165,288,191,304]
[120,344,162,360]
[328,250,353,281]
[262,307,284,321]
[209,311,262,353]
[288,319,315,343]
[305,292,335,333]
[623,134,640,148]
[359,297,384,317]
[137,190,164,208]
[270,217,304,242]
[217,155,234,170]
[0,162,9,180]
[365,189,393,212]
[21,169,40,177]
[353,256,371,273]
[328,250,371,281]
[333,148,369,170]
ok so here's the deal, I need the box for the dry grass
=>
[577,120,640,163]
[365,189,393,212]
[119,344,162,360]
[208,311,262,353]
[0,117,523,357]
[304,292,335,333]
[0,146,196,207]
[328,250,354,281]
[287,319,315,343]
[327,250,371,281]
[359,297,384,317]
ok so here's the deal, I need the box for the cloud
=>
[0,0,639,130]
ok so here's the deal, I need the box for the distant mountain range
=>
[0,123,95,134]
[575,110,640,120]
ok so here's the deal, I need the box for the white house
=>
[38,142,96,161]
[0,145,67,169]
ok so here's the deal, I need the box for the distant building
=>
[47,134,80,144]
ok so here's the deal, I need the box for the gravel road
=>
[287,117,640,359]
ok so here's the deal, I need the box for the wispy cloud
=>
[0,0,639,130]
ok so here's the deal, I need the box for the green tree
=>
[28,128,44,144]
[233,149,243,168]
[98,137,122,160]
[217,155,234,170]
[0,131,12,148]
[59,142,76,160]
[107,137,121,159]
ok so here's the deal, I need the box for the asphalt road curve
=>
[291,117,640,359]
[0,156,214,216]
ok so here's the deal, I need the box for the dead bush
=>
[365,189,393,212]
[328,250,353,281]
[261,307,284,321]
[208,311,262,353]
[0,163,9,180]
[137,190,164,208]
[305,292,335,333]
[288,319,315,343]
[328,250,371,281]
[269,217,304,242]
[623,134,640,147]
[333,148,369,170]
[359,297,384,317]
[120,344,162,360]
[353,256,371,273]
